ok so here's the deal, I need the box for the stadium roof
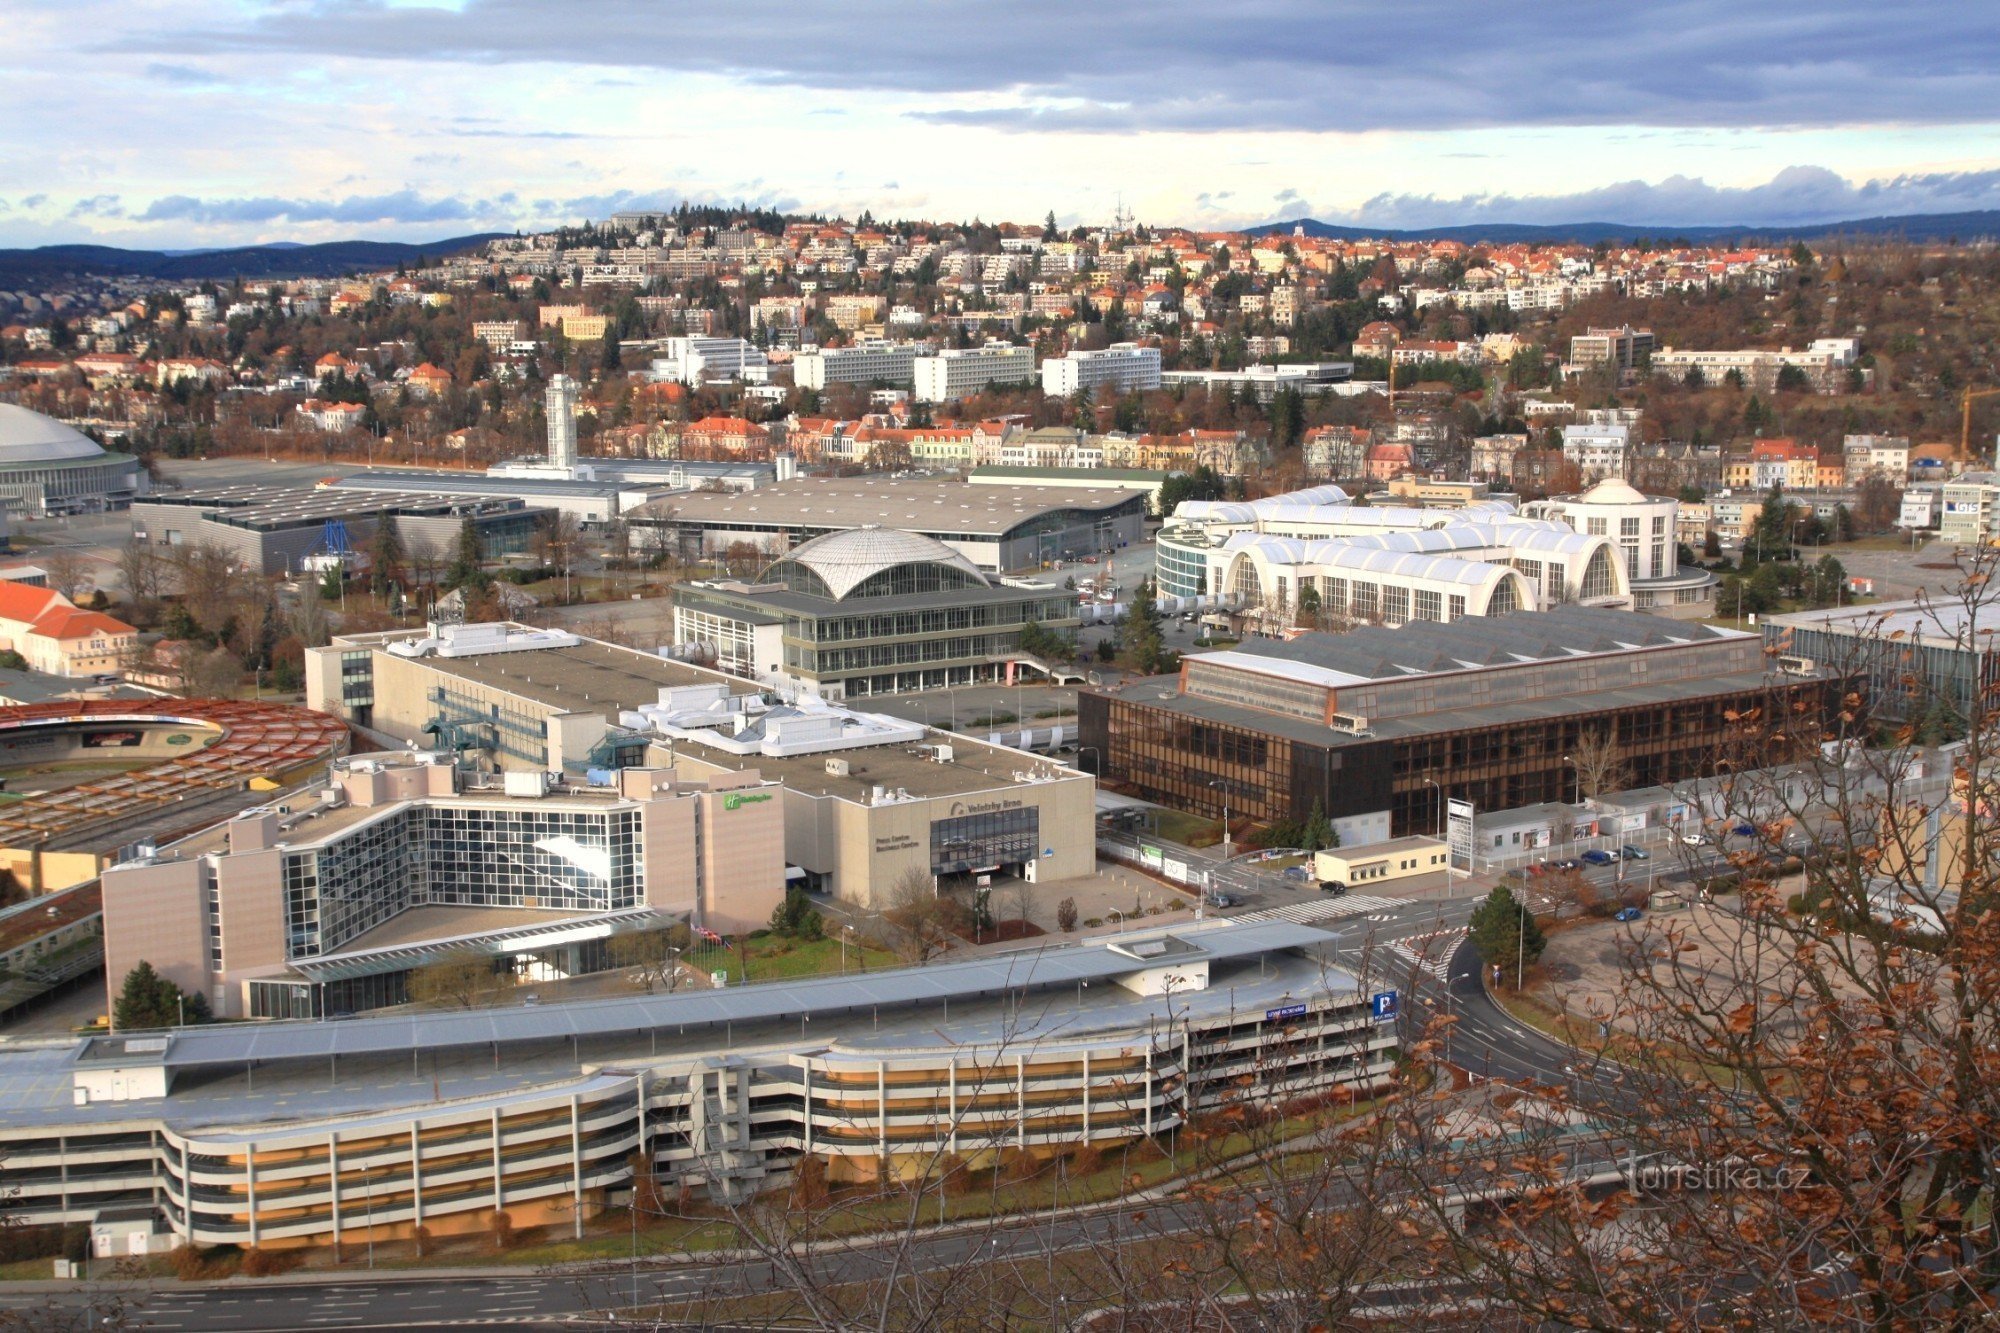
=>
[0,404,111,465]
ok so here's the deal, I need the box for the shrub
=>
[171,1246,214,1281]
[239,1246,297,1277]
[489,1209,515,1252]
[1083,917,1103,929]
[1055,897,1078,933]
[413,1225,435,1257]
[789,1153,830,1209]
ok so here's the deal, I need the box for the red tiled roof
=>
[29,608,134,642]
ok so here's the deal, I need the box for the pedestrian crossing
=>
[1233,895,1407,926]
[1387,927,1466,980]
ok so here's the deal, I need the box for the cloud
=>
[144,62,220,85]
[135,189,509,226]
[18,195,48,211]
[116,1,2000,134]
[1309,166,2000,231]
[67,195,125,219]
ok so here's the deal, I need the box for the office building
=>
[648,336,771,386]
[913,342,1036,402]
[1079,607,1843,846]
[1764,599,2000,723]
[1041,342,1163,398]
[669,526,1080,697]
[305,621,765,774]
[1160,362,1354,403]
[101,749,786,1020]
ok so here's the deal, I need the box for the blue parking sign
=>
[1371,990,1399,1020]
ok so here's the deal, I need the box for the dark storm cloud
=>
[115,1,2000,133]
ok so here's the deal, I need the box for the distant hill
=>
[0,233,511,288]
[1253,211,2000,246]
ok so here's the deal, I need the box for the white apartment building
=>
[1561,423,1631,480]
[1041,342,1165,398]
[648,336,771,386]
[1900,485,1941,531]
[913,341,1036,403]
[792,340,921,391]
[1843,434,1911,483]
[1653,338,1860,394]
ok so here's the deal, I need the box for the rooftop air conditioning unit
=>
[1777,655,1817,676]
[825,758,851,777]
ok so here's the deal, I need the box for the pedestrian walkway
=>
[1388,927,1466,980]
[1233,895,1406,926]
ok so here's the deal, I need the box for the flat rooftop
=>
[334,469,653,501]
[1108,665,1797,749]
[360,633,761,721]
[0,929,1355,1136]
[135,483,535,528]
[633,475,1146,537]
[1765,599,2000,647]
[670,727,1084,802]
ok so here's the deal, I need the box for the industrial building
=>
[629,474,1147,573]
[0,404,147,518]
[1764,599,1998,723]
[0,918,1391,1252]
[1079,607,1844,845]
[129,486,549,576]
[100,749,786,1021]
[669,527,1081,697]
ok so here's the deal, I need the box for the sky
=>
[3,0,1999,249]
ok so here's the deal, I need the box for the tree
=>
[446,516,487,589]
[882,867,965,965]
[1055,896,1078,933]
[606,923,692,993]
[1119,578,1174,676]
[116,537,168,623]
[367,517,406,599]
[1156,465,1226,518]
[1015,619,1074,664]
[406,949,506,1008]
[768,885,825,940]
[1566,726,1631,800]
[112,961,210,1030]
[179,646,242,699]
[41,550,90,603]
[1467,885,1545,986]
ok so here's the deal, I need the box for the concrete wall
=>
[100,858,209,1022]
[214,847,286,1018]
[696,785,786,933]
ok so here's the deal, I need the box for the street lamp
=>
[1560,755,1580,805]
[1107,908,1126,934]
[1207,778,1232,858]
[1076,744,1102,776]
[1422,775,1444,841]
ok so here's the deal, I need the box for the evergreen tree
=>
[367,518,406,598]
[1468,886,1546,987]
[113,961,210,1030]
[446,517,486,589]
[1120,579,1172,676]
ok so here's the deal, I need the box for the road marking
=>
[1388,927,1465,980]
[1233,895,1406,926]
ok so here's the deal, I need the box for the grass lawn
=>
[684,934,898,985]
[1154,809,1221,847]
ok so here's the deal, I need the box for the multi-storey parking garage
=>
[0,921,1393,1253]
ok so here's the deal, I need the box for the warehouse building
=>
[1079,607,1845,845]
[130,486,548,576]
[1763,599,1999,723]
[670,527,1081,697]
[630,474,1147,573]
[0,919,1389,1252]
[100,749,786,1020]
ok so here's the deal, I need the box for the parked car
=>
[1580,849,1616,866]
[1281,865,1309,881]
[1613,906,1644,922]
[1620,845,1650,861]
[1208,892,1237,908]
[1550,857,1582,871]
[1680,832,1706,846]
[1730,823,1756,837]
[1320,881,1348,896]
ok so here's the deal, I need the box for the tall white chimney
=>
[546,374,579,471]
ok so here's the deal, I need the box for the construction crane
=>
[1961,387,2000,462]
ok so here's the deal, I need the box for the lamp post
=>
[1207,779,1232,858]
[1560,755,1579,805]
[1076,744,1102,776]
[1107,908,1125,935]
[1422,775,1443,841]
